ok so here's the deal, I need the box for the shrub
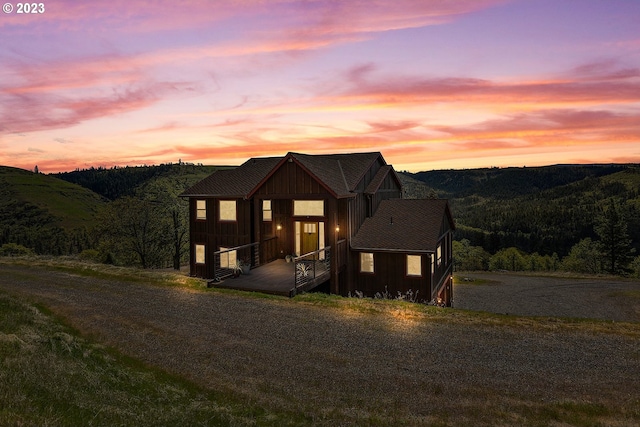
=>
[0,243,35,257]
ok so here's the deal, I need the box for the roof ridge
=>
[337,160,349,192]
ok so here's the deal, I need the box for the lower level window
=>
[220,247,237,269]
[407,255,422,277]
[195,244,205,264]
[360,252,374,273]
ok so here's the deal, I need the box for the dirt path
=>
[1,264,639,426]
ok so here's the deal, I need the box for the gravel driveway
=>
[1,264,639,426]
[454,272,640,322]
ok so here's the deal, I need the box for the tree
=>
[489,247,526,271]
[453,239,490,271]
[561,238,602,274]
[140,178,190,270]
[594,199,634,274]
[95,197,171,268]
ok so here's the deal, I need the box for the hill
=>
[408,164,640,257]
[0,166,106,254]
[54,163,228,200]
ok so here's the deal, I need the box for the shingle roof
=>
[351,199,454,252]
[181,152,384,198]
[364,165,393,194]
[290,152,382,197]
[180,156,282,197]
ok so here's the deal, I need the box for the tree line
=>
[454,199,639,277]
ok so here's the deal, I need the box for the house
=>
[180,152,455,305]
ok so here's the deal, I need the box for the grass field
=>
[1,257,640,426]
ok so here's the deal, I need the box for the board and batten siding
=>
[189,197,253,279]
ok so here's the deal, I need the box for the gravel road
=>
[1,264,639,426]
[454,272,640,322]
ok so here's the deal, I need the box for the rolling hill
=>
[407,164,640,257]
[0,166,106,254]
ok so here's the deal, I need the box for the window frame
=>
[406,254,422,277]
[360,252,374,274]
[196,200,206,220]
[293,200,324,217]
[195,244,205,264]
[218,200,237,222]
[262,200,272,222]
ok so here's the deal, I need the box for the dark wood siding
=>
[189,197,252,279]
[349,251,431,299]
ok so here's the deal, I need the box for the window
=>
[436,244,442,266]
[293,200,324,217]
[263,200,272,221]
[196,200,206,220]
[195,244,205,264]
[219,200,236,221]
[407,255,422,277]
[219,247,237,269]
[360,252,374,273]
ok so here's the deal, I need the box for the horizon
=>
[4,157,638,176]
[2,0,640,173]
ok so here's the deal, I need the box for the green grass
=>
[2,257,640,426]
[0,292,312,427]
[0,166,105,230]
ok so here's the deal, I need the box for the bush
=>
[0,243,35,257]
[78,249,101,263]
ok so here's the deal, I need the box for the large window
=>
[293,200,324,217]
[360,252,374,273]
[196,200,206,220]
[195,244,205,264]
[263,200,272,221]
[219,200,236,221]
[407,255,422,277]
[219,247,237,269]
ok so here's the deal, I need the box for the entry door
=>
[301,222,318,256]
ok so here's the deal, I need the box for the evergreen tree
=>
[594,199,634,274]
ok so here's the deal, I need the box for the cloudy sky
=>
[1,0,639,172]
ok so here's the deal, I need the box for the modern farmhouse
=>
[181,152,455,304]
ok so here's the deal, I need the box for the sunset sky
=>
[1,0,639,173]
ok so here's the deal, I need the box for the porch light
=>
[276,223,282,231]
[335,224,340,233]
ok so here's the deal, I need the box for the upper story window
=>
[293,200,324,217]
[196,200,206,220]
[406,255,422,277]
[436,244,442,266]
[263,200,272,221]
[219,200,236,221]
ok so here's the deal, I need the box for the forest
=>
[1,162,639,277]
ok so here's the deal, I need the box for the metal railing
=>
[294,246,331,292]
[213,242,260,281]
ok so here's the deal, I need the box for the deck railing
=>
[213,242,260,281]
[293,246,331,292]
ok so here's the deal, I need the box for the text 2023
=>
[17,3,45,13]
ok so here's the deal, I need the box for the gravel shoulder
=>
[454,271,640,322]
[1,264,639,426]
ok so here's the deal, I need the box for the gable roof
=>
[182,151,387,199]
[350,199,455,252]
[180,156,281,197]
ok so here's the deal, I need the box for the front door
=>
[295,221,325,257]
[301,222,318,256]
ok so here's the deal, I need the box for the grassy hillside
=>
[0,166,106,254]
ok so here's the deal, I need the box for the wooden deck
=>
[209,259,329,297]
